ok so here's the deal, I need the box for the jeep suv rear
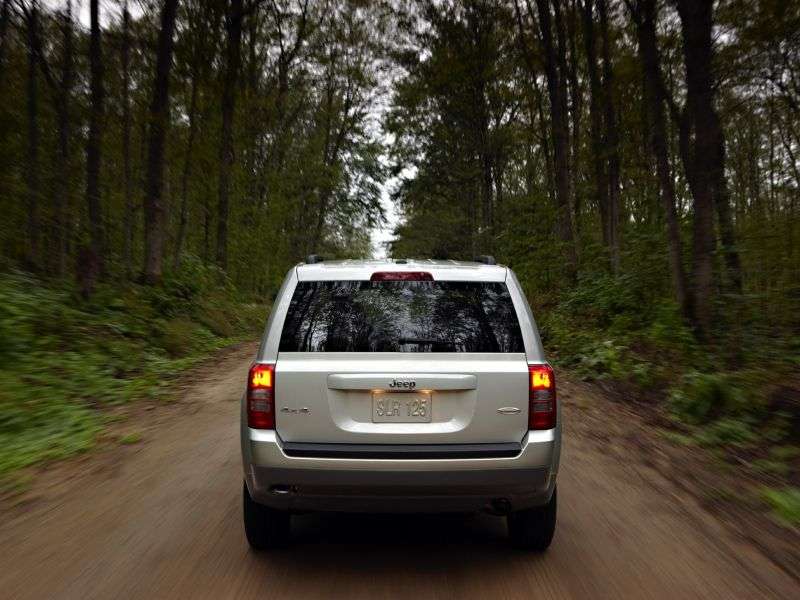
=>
[241,258,561,550]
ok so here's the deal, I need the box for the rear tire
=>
[507,486,557,551]
[243,481,290,550]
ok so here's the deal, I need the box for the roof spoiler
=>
[305,254,324,264]
[473,255,496,265]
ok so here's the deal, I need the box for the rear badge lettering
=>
[280,407,311,414]
[388,379,416,389]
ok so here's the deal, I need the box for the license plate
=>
[372,392,432,423]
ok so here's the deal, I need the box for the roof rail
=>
[305,254,324,264]
[473,255,496,265]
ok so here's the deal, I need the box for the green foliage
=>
[119,432,143,445]
[669,372,745,425]
[0,268,266,478]
[693,417,757,448]
[761,487,800,526]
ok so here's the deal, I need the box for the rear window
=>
[278,280,524,353]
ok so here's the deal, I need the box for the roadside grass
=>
[0,260,266,484]
[761,488,800,526]
[119,432,143,445]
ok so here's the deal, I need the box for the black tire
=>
[243,481,291,550]
[507,486,557,551]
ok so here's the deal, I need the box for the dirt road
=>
[1,343,797,599]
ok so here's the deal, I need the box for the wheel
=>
[507,486,557,551]
[243,481,291,550]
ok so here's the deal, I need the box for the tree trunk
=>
[174,67,200,270]
[598,0,621,272]
[674,0,717,336]
[81,0,105,294]
[566,0,582,233]
[711,122,743,294]
[581,0,608,248]
[121,2,134,279]
[24,2,41,270]
[512,0,554,206]
[629,0,690,320]
[54,2,74,277]
[0,0,10,86]
[216,0,245,270]
[142,0,180,284]
[535,0,577,279]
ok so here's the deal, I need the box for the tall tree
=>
[142,0,180,284]
[216,0,245,270]
[581,0,608,252]
[81,0,105,294]
[598,0,621,272]
[121,0,134,278]
[0,0,10,83]
[32,0,75,276]
[533,0,577,279]
[675,0,741,334]
[22,0,41,269]
[627,0,689,319]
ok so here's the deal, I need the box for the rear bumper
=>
[242,428,560,513]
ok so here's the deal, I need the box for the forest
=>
[0,1,798,521]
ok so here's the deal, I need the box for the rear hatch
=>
[274,278,529,445]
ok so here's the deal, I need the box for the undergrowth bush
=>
[529,268,798,451]
[0,262,268,478]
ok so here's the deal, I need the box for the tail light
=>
[370,271,433,281]
[248,363,275,429]
[528,364,556,430]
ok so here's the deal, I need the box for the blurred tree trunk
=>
[24,1,41,270]
[53,3,74,277]
[142,0,180,284]
[30,1,75,276]
[598,0,621,273]
[534,0,577,280]
[0,0,10,85]
[513,0,555,206]
[674,0,718,335]
[581,0,608,250]
[121,1,134,279]
[174,65,200,271]
[628,0,690,320]
[566,0,582,233]
[80,0,105,295]
[216,0,245,270]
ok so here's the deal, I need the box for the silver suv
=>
[241,257,561,550]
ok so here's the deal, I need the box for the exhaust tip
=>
[488,498,512,515]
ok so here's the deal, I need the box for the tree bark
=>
[54,3,74,277]
[581,0,609,249]
[628,0,690,320]
[535,0,577,279]
[24,1,41,270]
[121,2,134,278]
[174,65,200,270]
[216,0,245,270]
[674,0,717,336]
[142,0,180,284]
[566,0,582,232]
[0,0,10,85]
[81,0,105,294]
[598,0,621,272]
